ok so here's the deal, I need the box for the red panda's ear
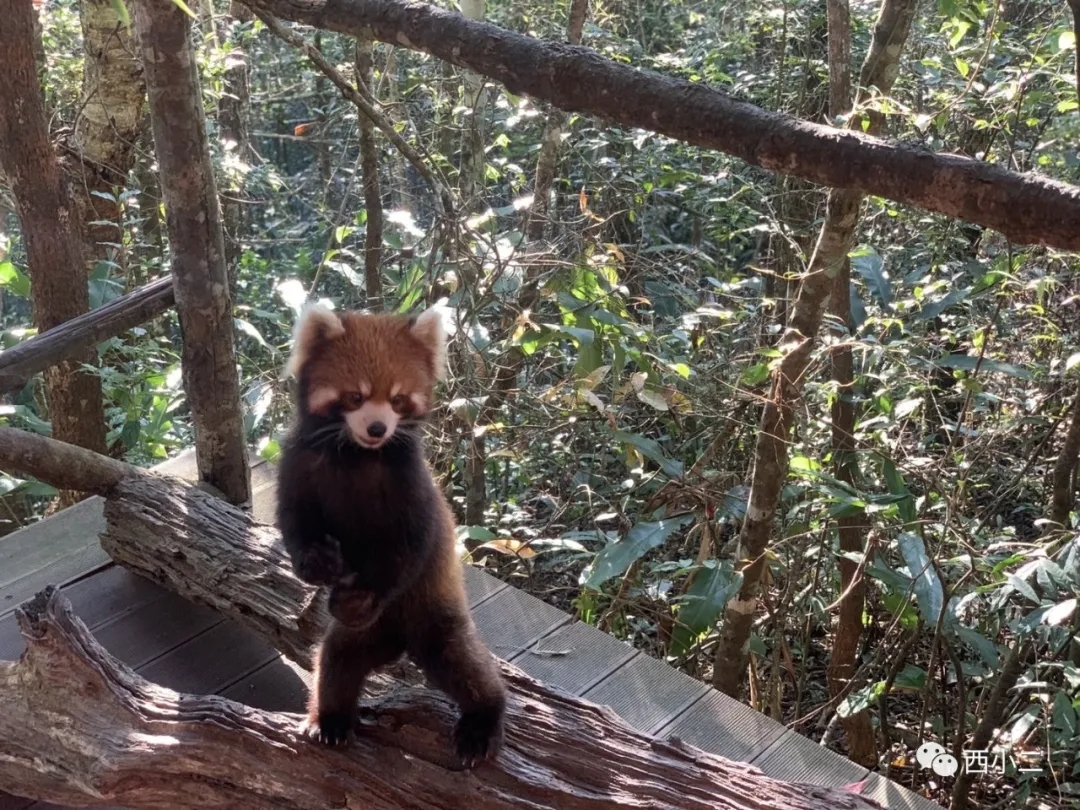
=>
[284,303,346,378]
[410,306,448,381]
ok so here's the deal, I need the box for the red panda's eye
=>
[342,392,364,410]
[391,394,408,411]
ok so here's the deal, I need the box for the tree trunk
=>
[712,0,919,699]
[133,0,251,505]
[247,0,1080,250]
[821,0,875,767]
[526,0,588,241]
[1049,386,1080,529]
[355,34,384,310]
[68,0,146,277]
[1,588,884,810]
[457,0,489,210]
[0,0,109,482]
[0,428,885,810]
[219,0,254,291]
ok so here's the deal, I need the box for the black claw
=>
[302,712,354,747]
[453,709,504,768]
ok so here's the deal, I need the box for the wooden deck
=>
[0,451,939,810]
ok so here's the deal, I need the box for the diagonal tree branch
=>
[244,0,1080,250]
[254,9,455,218]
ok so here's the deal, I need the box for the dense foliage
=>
[1,0,1079,806]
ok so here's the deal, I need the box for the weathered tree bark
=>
[712,0,919,700]
[0,0,109,475]
[133,0,251,505]
[822,0,875,767]
[1049,387,1080,529]
[0,427,886,810]
[0,276,175,394]
[245,0,1080,250]
[1,588,883,810]
[355,35,385,310]
[67,0,146,275]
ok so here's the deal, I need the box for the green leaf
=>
[169,0,198,18]
[893,398,922,419]
[849,246,892,310]
[954,625,1000,668]
[935,354,1033,379]
[235,318,272,351]
[898,531,945,624]
[741,362,770,386]
[613,430,684,479]
[584,515,695,589]
[669,563,743,657]
[838,681,886,717]
[0,261,31,298]
[109,0,130,27]
[1005,573,1041,605]
[1065,352,1080,373]
[915,287,970,322]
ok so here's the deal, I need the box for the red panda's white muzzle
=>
[344,401,399,449]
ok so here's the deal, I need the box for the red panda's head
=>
[284,304,447,451]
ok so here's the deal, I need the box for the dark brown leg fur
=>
[306,617,406,746]
[408,611,507,767]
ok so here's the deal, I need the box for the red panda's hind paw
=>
[301,712,354,747]
[453,707,505,768]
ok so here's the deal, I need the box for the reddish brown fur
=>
[276,306,506,767]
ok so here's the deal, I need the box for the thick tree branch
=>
[0,433,885,810]
[0,425,134,494]
[0,276,175,394]
[245,0,1080,249]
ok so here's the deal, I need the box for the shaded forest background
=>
[1,0,1079,807]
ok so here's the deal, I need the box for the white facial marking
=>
[391,382,402,397]
[308,385,339,413]
[344,401,400,449]
[359,380,371,397]
[409,393,427,414]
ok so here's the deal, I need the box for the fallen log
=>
[247,0,1080,250]
[0,276,175,395]
[0,427,884,809]
[0,588,881,810]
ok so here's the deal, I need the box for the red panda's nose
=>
[367,422,387,438]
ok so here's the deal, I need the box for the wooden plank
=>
[470,584,571,661]
[508,620,638,696]
[582,652,709,735]
[861,772,943,810]
[655,689,787,763]
[137,618,280,695]
[219,654,310,714]
[0,542,110,621]
[0,497,104,591]
[750,728,869,788]
[91,588,223,670]
[463,565,509,608]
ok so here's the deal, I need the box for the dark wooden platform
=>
[0,450,939,810]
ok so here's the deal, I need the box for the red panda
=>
[276,303,506,767]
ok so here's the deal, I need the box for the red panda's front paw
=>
[328,587,379,629]
[453,706,505,768]
[291,538,345,586]
[301,712,353,746]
